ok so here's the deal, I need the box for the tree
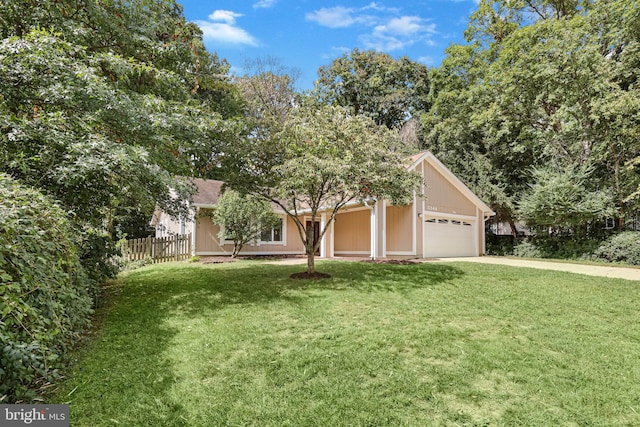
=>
[519,166,615,233]
[0,0,239,221]
[0,0,240,400]
[0,0,240,284]
[225,102,422,276]
[210,190,279,258]
[422,0,640,243]
[315,49,430,136]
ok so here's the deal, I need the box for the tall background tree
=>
[315,49,430,154]
[422,0,640,251]
[0,0,240,253]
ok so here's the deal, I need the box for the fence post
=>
[146,236,152,260]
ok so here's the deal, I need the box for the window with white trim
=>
[260,217,284,243]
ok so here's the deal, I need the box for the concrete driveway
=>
[441,256,640,281]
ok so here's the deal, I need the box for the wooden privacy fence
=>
[126,234,191,263]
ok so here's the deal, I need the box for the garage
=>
[422,216,477,258]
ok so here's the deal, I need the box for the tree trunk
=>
[508,217,518,239]
[306,220,315,274]
[232,242,243,258]
[306,250,315,274]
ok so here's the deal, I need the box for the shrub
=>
[513,240,544,258]
[0,174,92,402]
[486,234,516,256]
[77,227,122,307]
[593,232,640,265]
[513,235,603,260]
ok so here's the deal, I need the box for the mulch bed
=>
[362,259,421,265]
[289,271,332,280]
[197,256,235,264]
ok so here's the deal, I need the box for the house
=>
[151,151,495,259]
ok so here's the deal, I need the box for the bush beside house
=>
[0,174,92,402]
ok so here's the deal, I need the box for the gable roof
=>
[190,178,224,207]
[407,151,495,216]
[186,152,494,216]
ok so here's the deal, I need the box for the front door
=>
[305,220,321,255]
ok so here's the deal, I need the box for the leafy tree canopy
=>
[0,1,241,231]
[315,49,430,134]
[209,190,280,258]
[225,101,422,275]
[422,0,640,237]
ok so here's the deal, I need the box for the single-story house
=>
[151,151,495,259]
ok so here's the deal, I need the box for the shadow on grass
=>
[54,261,464,425]
[124,261,465,316]
[53,278,191,426]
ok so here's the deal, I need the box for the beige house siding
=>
[152,151,494,260]
[334,208,370,254]
[154,212,187,237]
[423,162,476,217]
[194,212,305,255]
[194,213,225,253]
[386,204,413,252]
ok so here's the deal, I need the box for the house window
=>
[261,218,283,242]
[603,217,615,230]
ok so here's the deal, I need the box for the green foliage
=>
[519,166,615,232]
[210,190,279,257]
[315,48,430,133]
[512,240,544,258]
[0,30,226,227]
[424,0,640,234]
[593,232,640,265]
[0,174,92,402]
[514,236,603,260]
[226,101,422,273]
[77,228,122,306]
[0,0,240,401]
[486,235,517,256]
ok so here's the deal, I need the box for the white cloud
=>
[362,2,400,13]
[253,0,277,9]
[322,46,352,59]
[208,10,242,24]
[306,6,357,28]
[364,16,437,51]
[307,5,438,52]
[195,10,259,47]
[417,56,436,66]
[376,16,430,36]
[360,33,406,51]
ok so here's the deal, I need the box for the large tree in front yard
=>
[226,103,422,276]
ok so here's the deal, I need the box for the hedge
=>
[0,174,92,402]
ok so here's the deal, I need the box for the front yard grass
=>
[52,260,640,426]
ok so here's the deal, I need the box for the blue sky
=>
[178,1,481,90]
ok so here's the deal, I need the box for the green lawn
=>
[52,260,640,426]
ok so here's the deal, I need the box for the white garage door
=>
[423,217,477,258]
